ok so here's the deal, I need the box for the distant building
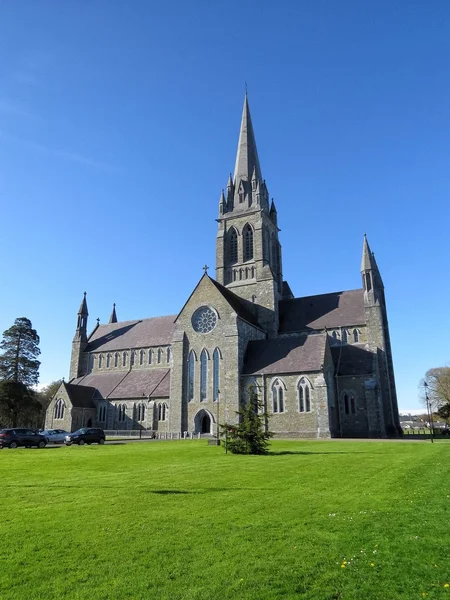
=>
[46,95,401,438]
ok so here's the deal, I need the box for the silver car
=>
[40,429,69,444]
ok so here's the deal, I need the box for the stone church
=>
[45,95,401,438]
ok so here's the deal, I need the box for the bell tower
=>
[215,94,282,336]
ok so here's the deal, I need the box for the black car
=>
[0,428,47,449]
[64,428,105,446]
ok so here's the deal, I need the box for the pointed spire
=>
[233,93,262,185]
[227,173,234,192]
[270,199,277,214]
[360,234,376,273]
[219,189,226,215]
[109,303,118,324]
[78,291,88,316]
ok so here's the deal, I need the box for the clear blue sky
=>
[1,1,449,410]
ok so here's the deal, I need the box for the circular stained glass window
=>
[192,306,217,334]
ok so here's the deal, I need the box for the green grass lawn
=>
[1,440,450,600]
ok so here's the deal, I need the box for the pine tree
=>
[0,317,40,385]
[221,391,273,455]
[0,318,41,427]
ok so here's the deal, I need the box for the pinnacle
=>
[233,94,262,185]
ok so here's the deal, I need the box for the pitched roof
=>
[208,277,261,328]
[86,315,176,352]
[64,382,96,408]
[331,344,374,376]
[71,372,128,399]
[71,369,170,399]
[279,289,365,333]
[243,334,327,375]
[108,369,170,399]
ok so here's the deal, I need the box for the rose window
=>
[192,306,217,334]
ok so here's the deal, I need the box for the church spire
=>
[361,234,384,299]
[109,303,118,324]
[233,93,262,186]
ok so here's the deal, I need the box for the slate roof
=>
[64,382,96,408]
[71,369,170,399]
[86,315,177,352]
[243,334,327,375]
[331,345,374,376]
[279,289,365,333]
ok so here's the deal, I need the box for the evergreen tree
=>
[0,318,41,427]
[221,391,273,455]
[0,317,40,385]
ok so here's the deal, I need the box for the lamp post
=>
[424,381,434,444]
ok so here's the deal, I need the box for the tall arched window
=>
[298,378,312,413]
[137,403,146,421]
[166,347,171,363]
[200,349,208,402]
[213,348,220,402]
[139,350,145,365]
[97,403,106,422]
[114,352,119,367]
[271,379,285,413]
[243,224,254,261]
[98,354,103,368]
[342,391,356,415]
[162,403,167,421]
[54,399,65,420]
[188,351,195,401]
[353,329,359,343]
[117,404,126,422]
[228,227,238,265]
[342,330,348,344]
[106,353,111,368]
[157,348,162,364]
[122,352,127,367]
[148,349,153,365]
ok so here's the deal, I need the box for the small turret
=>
[218,189,226,216]
[361,234,383,304]
[109,303,118,324]
[251,166,258,191]
[74,292,88,343]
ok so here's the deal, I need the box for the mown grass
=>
[1,439,450,600]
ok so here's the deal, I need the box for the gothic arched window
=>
[137,403,145,422]
[228,227,238,265]
[139,350,145,365]
[117,404,126,422]
[200,349,208,402]
[243,224,254,262]
[157,348,162,364]
[114,352,119,367]
[188,351,195,401]
[298,378,312,413]
[98,354,103,369]
[148,349,153,365]
[342,391,356,415]
[213,348,221,402]
[106,353,111,368]
[166,347,171,363]
[54,399,65,420]
[342,330,348,344]
[271,379,285,413]
[97,403,107,422]
[122,352,127,367]
[353,329,359,343]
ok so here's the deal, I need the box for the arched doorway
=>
[194,409,214,434]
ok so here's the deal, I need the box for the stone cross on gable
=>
[203,265,209,274]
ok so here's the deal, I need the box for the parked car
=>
[64,428,105,446]
[40,429,69,443]
[0,428,47,449]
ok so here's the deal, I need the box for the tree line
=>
[0,317,60,429]
[421,367,450,423]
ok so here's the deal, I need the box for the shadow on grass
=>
[268,450,364,456]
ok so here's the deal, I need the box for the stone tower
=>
[361,235,401,435]
[215,94,282,336]
[69,292,89,381]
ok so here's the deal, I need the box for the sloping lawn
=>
[1,439,449,600]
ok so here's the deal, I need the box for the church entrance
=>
[201,414,211,434]
[194,409,214,435]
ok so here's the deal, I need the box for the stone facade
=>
[45,95,401,438]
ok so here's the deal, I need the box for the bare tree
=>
[419,367,450,411]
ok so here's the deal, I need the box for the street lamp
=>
[424,381,434,444]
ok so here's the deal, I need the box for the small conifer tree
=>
[221,390,273,455]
